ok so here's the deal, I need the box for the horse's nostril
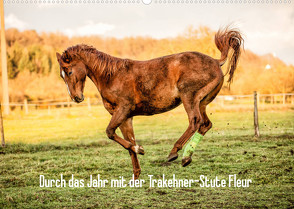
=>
[74,95,84,103]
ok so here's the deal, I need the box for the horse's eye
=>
[68,71,73,76]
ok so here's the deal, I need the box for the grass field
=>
[0,105,294,208]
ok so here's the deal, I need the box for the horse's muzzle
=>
[74,94,84,103]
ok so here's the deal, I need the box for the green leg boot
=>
[182,132,203,167]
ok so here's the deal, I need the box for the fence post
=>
[24,99,29,114]
[0,103,5,147]
[67,97,70,115]
[262,96,266,105]
[87,97,91,111]
[48,105,51,115]
[254,91,260,137]
[282,93,285,105]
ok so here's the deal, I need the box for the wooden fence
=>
[213,93,294,106]
[6,97,101,113]
[2,92,294,114]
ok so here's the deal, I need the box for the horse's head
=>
[56,52,87,103]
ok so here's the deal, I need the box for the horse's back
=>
[129,52,222,116]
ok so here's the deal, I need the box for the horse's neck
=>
[79,51,97,71]
[80,50,127,92]
[86,64,102,92]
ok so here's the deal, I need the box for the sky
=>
[3,1,294,65]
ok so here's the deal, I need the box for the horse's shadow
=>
[150,159,179,167]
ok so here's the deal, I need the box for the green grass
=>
[0,106,294,208]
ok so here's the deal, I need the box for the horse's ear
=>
[56,52,62,63]
[63,51,72,63]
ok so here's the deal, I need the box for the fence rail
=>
[2,92,294,114]
[214,93,294,105]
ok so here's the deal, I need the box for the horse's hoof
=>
[138,145,145,155]
[133,170,141,180]
[182,157,192,167]
[167,152,178,162]
[134,145,145,155]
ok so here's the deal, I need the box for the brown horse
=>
[56,27,243,179]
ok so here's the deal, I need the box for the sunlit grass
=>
[3,105,294,145]
[1,106,293,208]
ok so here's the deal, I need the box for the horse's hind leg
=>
[179,103,212,166]
[168,77,223,166]
[198,105,212,136]
[167,92,204,164]
[119,118,141,179]
[198,78,224,136]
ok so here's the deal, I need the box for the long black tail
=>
[215,27,244,85]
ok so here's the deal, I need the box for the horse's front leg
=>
[106,107,144,155]
[119,117,143,179]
